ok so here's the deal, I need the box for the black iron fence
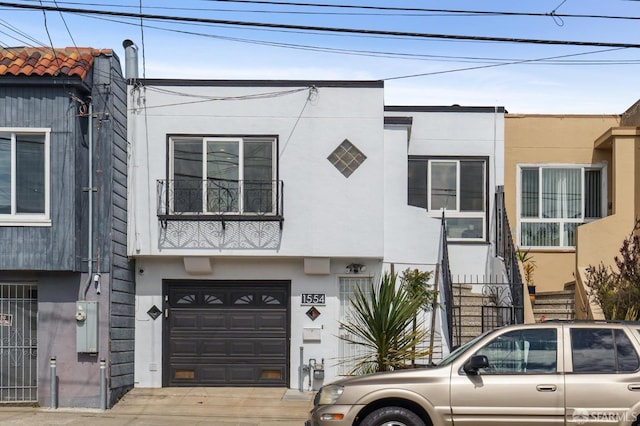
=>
[157,179,284,221]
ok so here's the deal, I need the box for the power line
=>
[2,1,640,48]
[384,48,627,81]
[204,0,640,21]
[61,10,638,70]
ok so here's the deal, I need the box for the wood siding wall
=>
[90,55,135,399]
[1,52,135,403]
[0,84,85,270]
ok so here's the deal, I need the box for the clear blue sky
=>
[1,0,639,113]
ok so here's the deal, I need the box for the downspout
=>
[83,100,94,300]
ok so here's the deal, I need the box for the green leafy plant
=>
[517,249,536,286]
[339,272,432,374]
[400,268,436,312]
[586,219,640,321]
[400,268,438,364]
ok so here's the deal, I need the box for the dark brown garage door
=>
[163,280,290,387]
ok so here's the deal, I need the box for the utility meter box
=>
[76,301,98,353]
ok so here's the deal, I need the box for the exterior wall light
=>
[345,263,366,274]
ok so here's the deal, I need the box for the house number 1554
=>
[301,293,326,305]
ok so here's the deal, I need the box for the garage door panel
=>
[170,339,200,356]
[257,313,287,330]
[229,314,257,329]
[165,281,290,387]
[259,341,287,357]
[200,313,228,329]
[200,340,227,355]
[229,340,256,355]
[170,312,199,329]
[169,364,286,386]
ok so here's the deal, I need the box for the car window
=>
[570,328,640,373]
[438,329,496,367]
[473,328,557,374]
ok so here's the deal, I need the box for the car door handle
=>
[628,384,640,391]
[536,385,557,392]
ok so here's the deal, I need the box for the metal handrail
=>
[495,187,524,323]
[156,179,284,219]
[439,212,456,349]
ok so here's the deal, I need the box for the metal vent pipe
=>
[122,39,139,80]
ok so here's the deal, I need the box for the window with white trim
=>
[169,136,276,215]
[518,164,605,248]
[0,129,50,226]
[408,157,487,240]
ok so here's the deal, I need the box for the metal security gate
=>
[338,276,373,375]
[0,283,38,403]
[163,280,290,387]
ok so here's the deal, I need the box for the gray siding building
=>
[0,47,134,408]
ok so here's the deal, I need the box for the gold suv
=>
[307,321,640,426]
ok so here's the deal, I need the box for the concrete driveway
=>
[0,387,315,425]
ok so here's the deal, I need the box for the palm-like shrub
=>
[339,272,432,374]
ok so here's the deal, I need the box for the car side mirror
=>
[463,355,489,375]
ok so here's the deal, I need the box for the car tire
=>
[359,406,426,426]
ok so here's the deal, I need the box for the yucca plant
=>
[339,272,432,375]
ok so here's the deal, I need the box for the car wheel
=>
[359,406,425,426]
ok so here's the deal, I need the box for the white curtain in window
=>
[542,169,581,219]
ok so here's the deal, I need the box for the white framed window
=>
[408,157,487,241]
[169,136,276,215]
[517,164,606,248]
[0,129,51,226]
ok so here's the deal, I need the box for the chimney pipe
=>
[122,39,139,80]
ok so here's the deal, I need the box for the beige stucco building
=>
[505,102,640,319]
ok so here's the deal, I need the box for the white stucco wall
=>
[127,83,507,389]
[384,108,506,278]
[134,257,385,388]
[127,83,386,258]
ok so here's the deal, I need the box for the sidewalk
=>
[0,387,315,425]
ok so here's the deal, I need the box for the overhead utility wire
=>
[25,0,640,21]
[82,13,640,67]
[385,48,627,81]
[206,0,640,21]
[2,1,640,49]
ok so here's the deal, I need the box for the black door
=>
[163,280,290,386]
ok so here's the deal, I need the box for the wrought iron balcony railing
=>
[157,179,284,228]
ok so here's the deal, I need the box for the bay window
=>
[518,165,605,248]
[0,130,50,226]
[408,157,488,240]
[169,136,276,215]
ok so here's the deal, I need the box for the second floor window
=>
[0,130,50,225]
[408,157,487,241]
[518,165,605,248]
[169,136,276,215]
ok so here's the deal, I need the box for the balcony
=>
[157,179,284,229]
[155,179,284,250]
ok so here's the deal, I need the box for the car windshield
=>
[437,329,496,366]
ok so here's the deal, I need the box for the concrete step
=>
[453,294,490,306]
[536,312,575,322]
[533,290,576,322]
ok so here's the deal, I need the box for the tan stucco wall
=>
[505,114,621,293]
[577,129,640,271]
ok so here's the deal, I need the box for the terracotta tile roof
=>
[0,47,113,81]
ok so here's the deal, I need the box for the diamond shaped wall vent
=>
[327,139,367,178]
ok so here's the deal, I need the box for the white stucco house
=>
[125,54,507,389]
